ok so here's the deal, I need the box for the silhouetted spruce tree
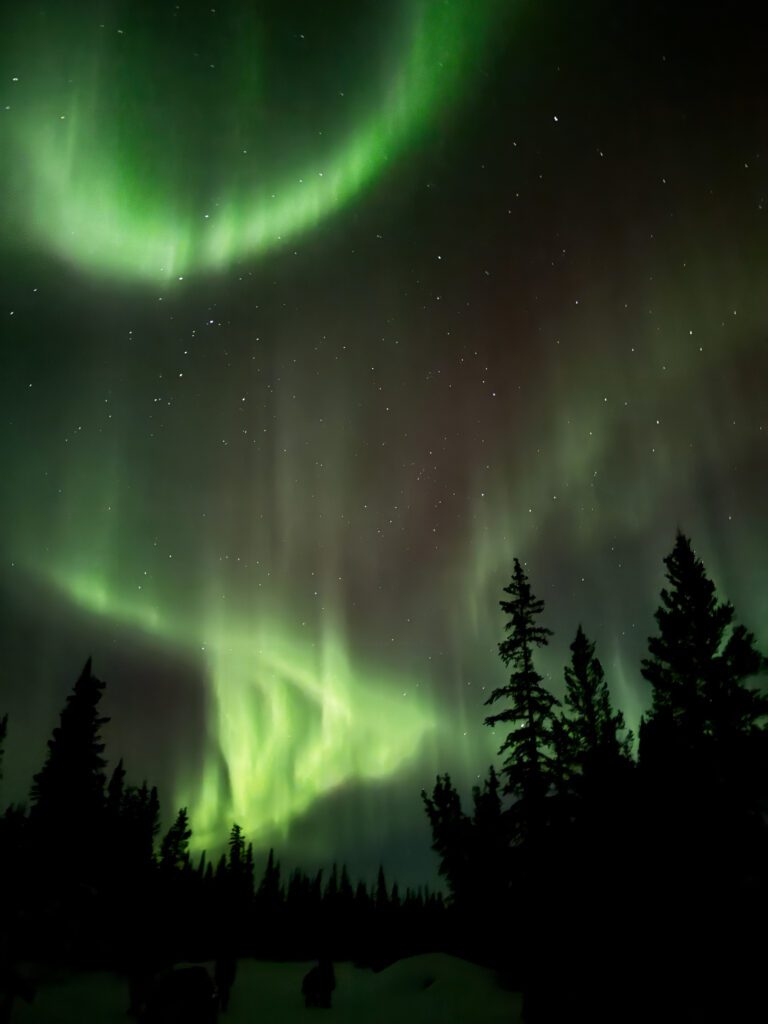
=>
[225,823,253,904]
[154,807,192,959]
[559,625,632,787]
[321,863,341,956]
[257,848,282,910]
[336,865,355,958]
[371,866,392,963]
[390,882,401,911]
[338,865,354,910]
[245,842,254,893]
[421,773,472,904]
[472,763,502,822]
[554,626,634,883]
[470,764,509,907]
[284,865,307,954]
[549,626,637,1022]
[254,848,282,954]
[106,758,125,816]
[227,823,245,872]
[195,849,207,880]
[640,532,767,790]
[160,808,192,872]
[635,533,768,1024]
[309,867,323,914]
[639,533,768,883]
[287,866,308,910]
[482,561,561,1017]
[30,658,109,878]
[300,868,322,954]
[215,852,228,889]
[123,781,160,870]
[325,862,339,907]
[485,560,559,845]
[103,758,129,889]
[351,878,373,958]
[375,865,388,912]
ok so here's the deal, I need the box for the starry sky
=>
[1,0,767,884]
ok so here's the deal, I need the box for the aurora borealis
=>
[1,0,768,882]
[4,1,502,279]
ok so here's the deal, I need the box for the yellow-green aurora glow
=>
[5,1,502,281]
[42,565,441,850]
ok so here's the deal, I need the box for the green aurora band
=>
[5,1,502,281]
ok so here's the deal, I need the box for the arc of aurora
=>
[13,1,502,282]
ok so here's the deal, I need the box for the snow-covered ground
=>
[11,954,523,1023]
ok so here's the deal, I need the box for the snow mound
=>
[12,953,523,1024]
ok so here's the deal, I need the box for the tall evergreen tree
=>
[471,764,503,830]
[470,764,509,903]
[337,864,355,952]
[310,868,324,908]
[103,758,128,881]
[215,853,228,885]
[257,848,282,910]
[640,532,767,777]
[422,773,472,903]
[122,781,160,869]
[375,865,389,912]
[338,865,354,908]
[225,823,254,907]
[31,659,109,822]
[635,538,768,1022]
[553,625,635,1010]
[390,882,401,911]
[485,560,559,842]
[106,758,125,815]
[160,807,192,872]
[353,879,369,907]
[245,842,254,895]
[196,849,207,875]
[227,823,245,879]
[559,625,632,781]
[324,863,339,907]
[30,659,109,877]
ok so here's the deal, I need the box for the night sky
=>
[1,0,767,884]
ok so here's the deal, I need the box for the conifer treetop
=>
[484,560,560,809]
[641,531,766,734]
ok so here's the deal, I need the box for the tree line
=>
[422,531,768,1022]
[0,662,443,976]
[0,530,766,1023]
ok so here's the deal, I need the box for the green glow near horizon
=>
[46,566,441,850]
[9,1,500,281]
